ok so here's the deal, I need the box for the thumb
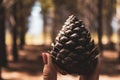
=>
[42,53,53,65]
[42,53,48,64]
[42,53,57,80]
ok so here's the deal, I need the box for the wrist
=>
[80,58,100,80]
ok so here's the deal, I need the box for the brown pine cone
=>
[50,15,99,74]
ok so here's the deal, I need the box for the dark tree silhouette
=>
[11,2,19,61]
[97,0,103,52]
[18,0,25,50]
[116,0,120,61]
[39,0,55,43]
[118,27,120,61]
[102,0,116,49]
[0,0,7,67]
[0,0,7,79]
[77,0,98,33]
[19,0,34,49]
[19,1,26,50]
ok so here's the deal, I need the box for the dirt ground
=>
[1,45,120,80]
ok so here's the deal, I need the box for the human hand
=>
[42,53,57,80]
[42,53,67,80]
[80,57,101,80]
[42,52,100,80]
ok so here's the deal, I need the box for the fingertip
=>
[42,52,48,64]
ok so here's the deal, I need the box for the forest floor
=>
[1,45,120,80]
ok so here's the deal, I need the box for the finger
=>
[42,53,57,80]
[42,53,53,65]
[42,53,67,75]
[42,53,48,64]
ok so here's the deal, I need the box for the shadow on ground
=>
[4,45,120,78]
[4,58,44,76]
[100,59,120,76]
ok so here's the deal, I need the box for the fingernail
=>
[42,53,48,64]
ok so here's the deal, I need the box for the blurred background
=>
[0,0,120,80]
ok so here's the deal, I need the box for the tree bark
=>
[12,25,18,61]
[97,0,103,52]
[0,2,7,67]
[11,2,19,61]
[118,28,120,61]
[0,1,7,79]
[19,13,25,50]
[42,13,47,44]
[19,26,25,49]
[105,0,116,49]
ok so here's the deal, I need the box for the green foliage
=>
[39,0,54,12]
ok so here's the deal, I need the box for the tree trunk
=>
[19,15,26,50]
[19,1,25,50]
[105,0,116,49]
[97,0,103,52]
[118,28,120,61]
[19,27,25,49]
[42,13,47,44]
[0,3,7,67]
[0,2,7,80]
[12,26,18,61]
[11,2,19,61]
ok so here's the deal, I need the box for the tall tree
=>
[102,0,116,49]
[39,0,55,42]
[117,19,120,61]
[0,0,7,79]
[97,0,103,53]
[77,0,98,32]
[19,0,34,49]
[0,0,7,67]
[118,28,120,61]
[11,1,19,61]
[19,0,25,49]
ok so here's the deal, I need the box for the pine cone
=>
[50,15,99,74]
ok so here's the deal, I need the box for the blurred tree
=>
[40,0,78,42]
[117,20,120,61]
[39,0,54,13]
[39,0,55,42]
[77,0,116,50]
[102,0,116,49]
[118,28,120,61]
[11,0,19,61]
[39,0,116,47]
[10,0,35,61]
[0,0,7,79]
[0,0,7,67]
[97,0,103,52]
[18,0,26,50]
[52,0,78,41]
[18,0,34,49]
[77,0,98,32]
